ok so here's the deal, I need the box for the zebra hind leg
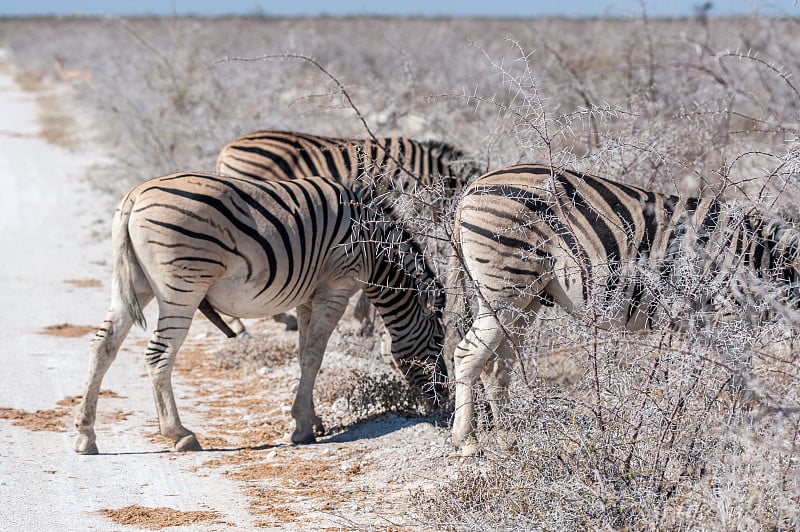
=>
[74,288,153,454]
[479,303,536,451]
[143,301,203,452]
[452,316,503,456]
[452,309,522,456]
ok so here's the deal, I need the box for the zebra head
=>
[366,216,448,407]
[378,280,447,408]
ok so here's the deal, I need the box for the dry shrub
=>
[4,13,800,530]
[314,329,445,428]
[424,322,800,529]
[213,333,297,372]
[317,368,430,427]
[416,17,800,529]
[209,315,434,432]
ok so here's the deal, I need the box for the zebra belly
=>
[204,269,363,320]
[545,258,658,331]
[204,277,315,319]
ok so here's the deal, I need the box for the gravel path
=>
[0,52,256,531]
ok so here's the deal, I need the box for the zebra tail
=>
[112,193,147,329]
[443,229,472,370]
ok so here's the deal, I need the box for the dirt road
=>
[0,52,452,530]
[0,51,263,530]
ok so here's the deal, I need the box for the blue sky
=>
[0,1,795,18]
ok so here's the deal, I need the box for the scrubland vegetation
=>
[2,11,799,529]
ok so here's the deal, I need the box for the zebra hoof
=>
[290,429,317,445]
[75,441,99,455]
[458,438,481,457]
[74,434,99,455]
[175,433,203,452]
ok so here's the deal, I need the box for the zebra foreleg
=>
[143,305,201,452]
[291,295,349,444]
[294,305,324,437]
[352,292,376,336]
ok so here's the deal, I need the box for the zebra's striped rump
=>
[448,163,800,455]
[74,173,446,454]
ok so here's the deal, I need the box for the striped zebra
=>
[216,130,474,202]
[73,173,447,455]
[215,130,479,335]
[448,163,800,455]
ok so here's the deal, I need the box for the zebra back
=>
[215,130,476,204]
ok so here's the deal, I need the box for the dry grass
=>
[39,323,98,337]
[0,390,126,432]
[0,406,71,431]
[96,505,222,530]
[63,278,102,288]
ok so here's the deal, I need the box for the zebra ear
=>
[417,278,445,313]
[423,139,446,158]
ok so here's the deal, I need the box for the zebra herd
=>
[74,131,800,457]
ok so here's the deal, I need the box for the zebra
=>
[215,130,475,203]
[447,163,800,455]
[73,173,447,455]
[215,130,480,336]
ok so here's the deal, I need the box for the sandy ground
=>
[0,50,261,530]
[0,50,452,531]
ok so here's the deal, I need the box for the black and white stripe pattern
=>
[216,130,473,201]
[216,130,478,335]
[74,173,446,455]
[448,163,800,455]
